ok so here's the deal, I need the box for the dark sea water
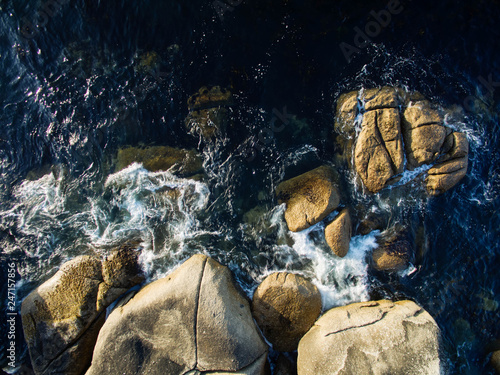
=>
[0,0,499,373]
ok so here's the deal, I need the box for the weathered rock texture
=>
[86,254,268,375]
[21,247,144,375]
[334,86,469,195]
[276,166,340,232]
[185,86,233,139]
[115,146,203,176]
[372,227,414,272]
[252,272,322,352]
[324,208,352,257]
[297,300,442,375]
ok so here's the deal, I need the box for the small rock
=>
[372,227,413,272]
[185,86,233,139]
[252,272,322,352]
[297,300,442,375]
[276,165,340,232]
[324,208,352,257]
[426,132,469,195]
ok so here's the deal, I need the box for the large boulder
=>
[86,254,268,375]
[324,208,352,257]
[251,272,322,352]
[115,146,203,177]
[276,166,340,232]
[184,86,233,139]
[297,300,442,375]
[334,87,468,195]
[21,248,144,375]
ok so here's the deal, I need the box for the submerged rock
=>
[276,165,340,232]
[334,86,468,195]
[86,254,268,375]
[185,86,233,139]
[297,300,442,375]
[21,247,144,375]
[114,145,203,177]
[252,272,322,352]
[371,226,414,272]
[324,208,352,257]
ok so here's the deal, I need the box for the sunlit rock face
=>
[297,300,442,375]
[334,86,468,195]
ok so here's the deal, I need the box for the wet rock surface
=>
[251,272,322,352]
[275,165,340,232]
[334,86,469,194]
[21,247,144,375]
[115,145,203,177]
[324,208,352,258]
[185,86,233,139]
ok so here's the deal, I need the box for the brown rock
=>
[402,102,447,169]
[187,86,233,111]
[21,249,144,375]
[97,244,146,310]
[185,86,233,139]
[324,208,352,257]
[403,101,443,128]
[276,166,340,232]
[115,146,203,176]
[334,91,358,136]
[426,159,467,196]
[403,124,448,168]
[426,132,469,195]
[252,272,322,352]
[354,110,395,192]
[372,227,413,272]
[361,86,399,110]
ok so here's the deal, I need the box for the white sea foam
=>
[256,206,380,311]
[290,225,379,311]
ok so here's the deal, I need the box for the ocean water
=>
[0,0,499,373]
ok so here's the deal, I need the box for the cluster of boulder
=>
[18,85,480,374]
[335,86,468,195]
[275,165,352,258]
[21,253,443,375]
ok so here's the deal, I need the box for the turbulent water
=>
[0,0,499,373]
